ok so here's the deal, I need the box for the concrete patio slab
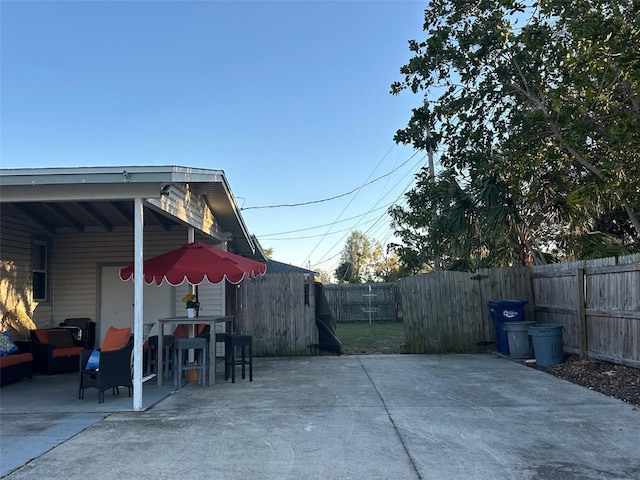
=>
[0,371,173,476]
[1,355,639,479]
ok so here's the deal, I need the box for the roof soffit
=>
[0,166,256,255]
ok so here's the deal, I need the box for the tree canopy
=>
[335,231,372,283]
[390,0,640,271]
[334,231,402,283]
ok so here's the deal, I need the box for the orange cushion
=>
[101,326,131,352]
[51,346,83,358]
[0,352,32,367]
[34,329,50,343]
[34,328,71,344]
[173,324,206,338]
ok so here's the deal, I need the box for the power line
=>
[240,148,419,210]
[301,147,412,266]
[311,191,412,271]
[312,173,419,274]
[260,217,380,241]
[311,151,425,267]
[257,204,391,237]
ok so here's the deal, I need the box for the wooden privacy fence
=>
[400,253,640,368]
[531,254,640,368]
[232,254,638,366]
[400,268,533,354]
[323,282,399,322]
[236,273,317,356]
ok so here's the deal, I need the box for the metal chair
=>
[145,334,175,379]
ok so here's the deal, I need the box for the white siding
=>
[54,229,225,326]
[0,205,53,326]
[3,203,228,332]
[55,229,180,321]
[148,184,226,242]
[174,282,225,318]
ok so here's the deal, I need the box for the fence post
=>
[576,267,587,359]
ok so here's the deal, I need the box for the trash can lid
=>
[495,300,528,307]
[529,322,563,329]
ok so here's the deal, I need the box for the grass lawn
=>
[335,321,405,355]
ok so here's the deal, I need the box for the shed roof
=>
[266,259,316,276]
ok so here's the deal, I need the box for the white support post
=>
[133,197,144,411]
[187,227,196,359]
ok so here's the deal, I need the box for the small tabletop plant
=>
[181,293,200,311]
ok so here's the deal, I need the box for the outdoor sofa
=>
[0,340,33,386]
[30,328,84,375]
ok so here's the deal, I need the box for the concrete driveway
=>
[2,354,639,479]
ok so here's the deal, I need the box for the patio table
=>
[155,315,233,386]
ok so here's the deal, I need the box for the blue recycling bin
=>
[488,300,528,355]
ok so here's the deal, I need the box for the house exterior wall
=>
[148,184,226,242]
[0,205,54,326]
[53,229,225,326]
[173,282,224,319]
[1,204,226,332]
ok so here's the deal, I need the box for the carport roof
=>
[0,165,261,259]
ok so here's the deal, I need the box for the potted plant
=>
[181,293,200,318]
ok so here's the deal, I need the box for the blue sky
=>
[1,0,428,278]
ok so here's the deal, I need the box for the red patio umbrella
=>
[119,242,267,286]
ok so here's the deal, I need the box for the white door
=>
[99,266,173,346]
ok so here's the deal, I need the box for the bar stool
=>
[146,335,174,380]
[173,337,207,388]
[224,334,253,383]
[215,332,229,369]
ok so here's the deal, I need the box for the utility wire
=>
[257,204,391,237]
[241,148,419,210]
[311,151,425,267]
[261,217,380,241]
[301,147,415,266]
[311,176,415,269]
[313,169,420,274]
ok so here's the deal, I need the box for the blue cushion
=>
[85,349,100,370]
[0,333,18,356]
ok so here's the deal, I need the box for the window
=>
[32,242,48,301]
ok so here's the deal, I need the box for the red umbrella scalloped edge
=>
[119,242,267,286]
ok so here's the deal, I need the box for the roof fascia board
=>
[0,183,162,202]
[207,176,255,254]
[0,165,255,252]
[0,166,225,187]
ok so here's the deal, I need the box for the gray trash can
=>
[504,321,535,359]
[528,323,564,366]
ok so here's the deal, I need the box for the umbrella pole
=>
[185,284,198,364]
[195,285,199,318]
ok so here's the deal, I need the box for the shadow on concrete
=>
[0,371,174,476]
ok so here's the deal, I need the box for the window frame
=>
[32,240,49,302]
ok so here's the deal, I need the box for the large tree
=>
[334,231,372,283]
[370,242,403,282]
[390,0,639,270]
[335,232,402,282]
